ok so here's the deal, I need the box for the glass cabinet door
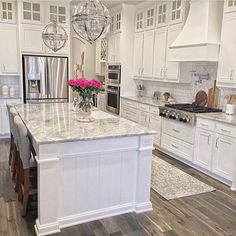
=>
[116,12,121,32]
[0,1,15,23]
[169,0,183,25]
[145,6,155,29]
[224,0,236,13]
[156,1,168,27]
[49,4,67,25]
[22,1,42,24]
[135,10,144,32]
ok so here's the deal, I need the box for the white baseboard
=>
[34,219,60,236]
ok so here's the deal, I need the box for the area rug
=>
[151,155,215,200]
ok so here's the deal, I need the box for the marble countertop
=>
[121,96,167,107]
[0,96,21,99]
[15,103,155,145]
[197,113,236,126]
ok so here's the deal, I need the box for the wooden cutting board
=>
[195,90,208,106]
[207,80,220,108]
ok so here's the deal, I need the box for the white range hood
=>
[169,0,224,62]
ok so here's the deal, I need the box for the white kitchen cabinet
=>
[108,33,121,64]
[133,32,144,77]
[194,128,214,171]
[217,12,236,87]
[156,1,168,27]
[153,27,167,79]
[115,11,122,33]
[96,39,107,75]
[0,24,18,74]
[21,24,44,53]
[46,2,69,26]
[135,10,144,32]
[109,10,122,34]
[169,0,184,25]
[213,134,236,181]
[20,1,43,25]
[0,106,9,135]
[0,1,16,23]
[145,6,156,30]
[149,114,162,146]
[138,110,149,127]
[165,24,182,81]
[224,0,236,13]
[142,30,155,77]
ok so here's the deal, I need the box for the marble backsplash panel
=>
[135,62,236,110]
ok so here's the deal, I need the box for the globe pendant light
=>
[71,0,111,44]
[42,21,68,52]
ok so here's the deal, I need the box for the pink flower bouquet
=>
[67,78,104,113]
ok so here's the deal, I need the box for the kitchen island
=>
[15,103,155,236]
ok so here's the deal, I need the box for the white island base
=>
[34,135,153,236]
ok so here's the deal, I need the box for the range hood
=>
[169,0,223,62]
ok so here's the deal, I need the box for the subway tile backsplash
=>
[0,75,21,96]
[135,62,236,110]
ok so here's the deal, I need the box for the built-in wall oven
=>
[106,85,120,115]
[107,64,121,85]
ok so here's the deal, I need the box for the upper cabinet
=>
[0,24,19,74]
[0,1,16,23]
[107,33,121,64]
[224,0,236,13]
[217,12,236,88]
[169,0,184,25]
[20,1,43,24]
[110,10,122,34]
[145,6,156,30]
[135,10,144,32]
[156,1,168,27]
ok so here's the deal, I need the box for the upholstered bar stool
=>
[8,107,20,184]
[14,116,37,217]
[6,104,14,166]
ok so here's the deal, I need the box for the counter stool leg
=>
[14,152,21,193]
[21,168,30,217]
[9,134,13,166]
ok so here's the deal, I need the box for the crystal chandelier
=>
[71,0,111,44]
[42,21,68,52]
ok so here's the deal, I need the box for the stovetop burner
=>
[165,103,222,113]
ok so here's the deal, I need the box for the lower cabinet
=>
[193,128,214,171]
[0,106,10,135]
[138,110,149,127]
[213,134,236,181]
[149,115,162,146]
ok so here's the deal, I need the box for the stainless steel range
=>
[159,104,222,126]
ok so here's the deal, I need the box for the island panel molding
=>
[14,103,154,236]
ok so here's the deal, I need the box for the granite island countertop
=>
[15,103,155,145]
[121,96,167,107]
[197,113,236,126]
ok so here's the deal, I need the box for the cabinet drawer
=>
[139,103,150,112]
[162,119,195,144]
[196,118,215,131]
[161,133,193,161]
[150,106,159,115]
[216,123,236,138]
[121,99,138,109]
[121,108,139,123]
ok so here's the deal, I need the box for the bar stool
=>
[6,103,14,166]
[14,116,37,217]
[8,107,20,184]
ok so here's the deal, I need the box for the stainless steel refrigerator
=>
[23,55,68,103]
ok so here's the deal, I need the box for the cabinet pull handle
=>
[216,137,219,148]
[3,64,5,72]
[208,135,210,145]
[221,129,230,133]
[172,128,180,133]
[171,144,178,149]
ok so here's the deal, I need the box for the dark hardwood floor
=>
[0,140,236,236]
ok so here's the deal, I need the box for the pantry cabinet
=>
[0,24,19,74]
[0,1,16,23]
[194,128,214,171]
[217,12,236,87]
